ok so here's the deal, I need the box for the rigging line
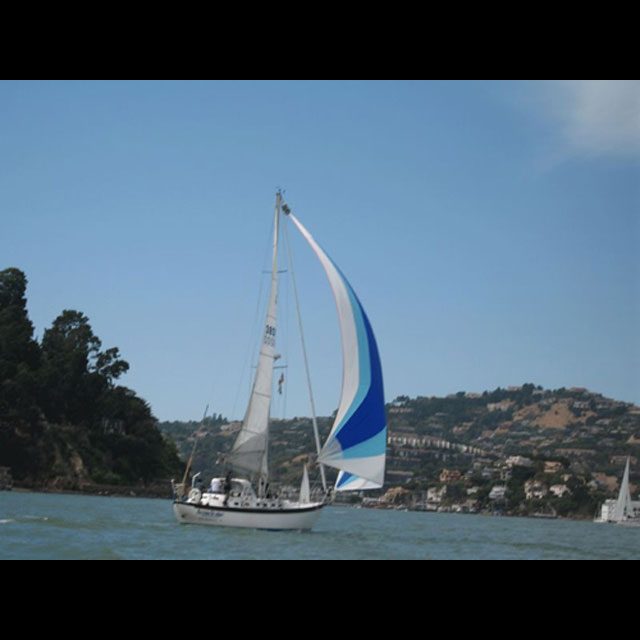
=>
[283,215,328,493]
[230,272,265,420]
[230,211,275,420]
[180,404,209,489]
[202,372,218,429]
[282,258,289,421]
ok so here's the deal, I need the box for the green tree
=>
[95,386,181,483]
[39,310,129,424]
[0,268,41,419]
[0,269,47,477]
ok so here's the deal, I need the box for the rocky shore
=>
[12,480,173,500]
[0,467,13,491]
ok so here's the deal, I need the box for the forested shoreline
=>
[0,268,182,492]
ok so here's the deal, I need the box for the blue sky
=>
[1,80,638,420]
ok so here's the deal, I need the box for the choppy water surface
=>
[1,491,638,559]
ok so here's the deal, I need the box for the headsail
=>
[228,195,281,478]
[287,213,386,487]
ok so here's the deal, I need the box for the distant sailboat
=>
[594,457,640,526]
[172,191,386,530]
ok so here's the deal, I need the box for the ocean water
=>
[0,491,638,560]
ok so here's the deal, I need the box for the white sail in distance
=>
[614,457,633,522]
[299,464,310,503]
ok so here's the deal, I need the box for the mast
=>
[227,192,280,483]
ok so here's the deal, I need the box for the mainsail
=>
[228,195,280,478]
[288,213,386,487]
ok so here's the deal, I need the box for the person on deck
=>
[223,471,233,506]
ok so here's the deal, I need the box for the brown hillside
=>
[534,401,575,429]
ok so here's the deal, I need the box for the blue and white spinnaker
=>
[288,214,386,488]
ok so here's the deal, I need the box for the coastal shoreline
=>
[4,485,594,521]
[9,483,172,500]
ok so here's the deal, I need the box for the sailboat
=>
[172,191,386,530]
[594,457,639,526]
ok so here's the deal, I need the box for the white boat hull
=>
[173,501,325,531]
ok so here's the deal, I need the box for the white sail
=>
[299,464,310,503]
[613,457,633,521]
[228,196,280,478]
[287,213,386,487]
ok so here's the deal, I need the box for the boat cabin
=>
[208,477,253,496]
[186,477,285,510]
